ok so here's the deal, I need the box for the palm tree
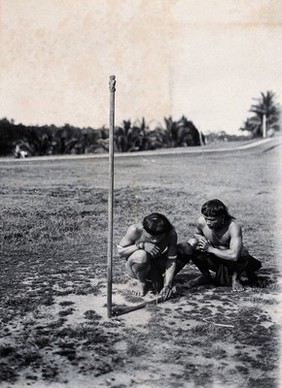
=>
[145,128,167,150]
[161,116,201,147]
[0,118,15,156]
[161,116,179,147]
[240,91,280,137]
[114,118,149,152]
[176,116,201,146]
[130,118,150,151]
[114,120,131,152]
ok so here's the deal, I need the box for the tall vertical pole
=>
[108,75,116,318]
[262,113,267,138]
[199,131,204,146]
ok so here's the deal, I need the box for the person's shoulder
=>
[228,220,242,234]
[196,215,205,228]
[168,227,177,238]
[167,227,177,244]
[127,222,143,237]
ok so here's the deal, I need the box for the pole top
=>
[109,75,116,92]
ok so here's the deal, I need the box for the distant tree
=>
[114,118,149,152]
[145,128,166,150]
[161,116,179,147]
[114,120,132,152]
[0,114,202,157]
[24,125,54,155]
[79,127,104,154]
[0,118,14,155]
[177,116,201,146]
[50,124,79,155]
[160,116,201,147]
[131,118,151,151]
[205,131,248,144]
[240,91,280,137]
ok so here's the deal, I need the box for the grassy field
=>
[0,139,281,387]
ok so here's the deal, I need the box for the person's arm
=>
[188,217,205,248]
[160,230,177,299]
[117,225,142,259]
[117,224,161,259]
[194,218,205,240]
[163,260,177,288]
[198,223,243,261]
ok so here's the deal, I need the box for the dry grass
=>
[0,140,281,387]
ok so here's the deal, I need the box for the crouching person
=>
[117,213,192,300]
[189,199,262,292]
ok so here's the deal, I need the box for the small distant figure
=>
[15,145,28,158]
[117,213,192,300]
[188,199,262,291]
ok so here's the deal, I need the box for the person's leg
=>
[174,242,194,275]
[190,252,215,285]
[191,252,244,289]
[245,254,262,286]
[126,250,151,296]
[231,272,244,291]
[150,257,165,293]
[149,244,194,294]
[219,256,247,291]
[232,253,262,289]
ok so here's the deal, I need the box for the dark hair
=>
[201,199,234,220]
[142,213,173,236]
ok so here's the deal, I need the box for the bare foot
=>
[131,281,148,297]
[131,290,144,297]
[232,278,244,292]
[190,275,213,287]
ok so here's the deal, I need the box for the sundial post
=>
[107,75,116,318]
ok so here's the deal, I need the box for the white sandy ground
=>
[2,273,281,388]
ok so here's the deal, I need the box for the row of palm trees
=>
[114,116,203,152]
[0,90,280,157]
[0,116,202,157]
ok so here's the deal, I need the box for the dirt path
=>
[0,137,280,164]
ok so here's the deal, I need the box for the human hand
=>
[192,234,206,250]
[160,285,173,301]
[197,237,211,252]
[188,237,198,248]
[143,242,160,257]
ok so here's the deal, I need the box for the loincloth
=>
[192,251,261,286]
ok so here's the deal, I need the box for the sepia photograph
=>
[0,1,281,387]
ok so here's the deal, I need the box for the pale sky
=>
[0,0,282,134]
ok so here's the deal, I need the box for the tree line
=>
[0,90,280,157]
[0,116,202,157]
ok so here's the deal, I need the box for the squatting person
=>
[188,199,262,291]
[117,212,192,300]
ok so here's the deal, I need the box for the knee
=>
[177,242,194,257]
[128,249,150,265]
[188,238,198,249]
[176,243,194,268]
